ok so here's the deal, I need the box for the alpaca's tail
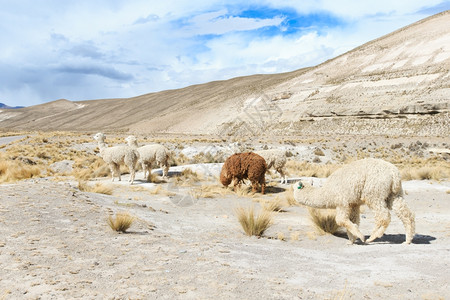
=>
[391,168,403,195]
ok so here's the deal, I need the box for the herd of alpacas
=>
[93,132,416,245]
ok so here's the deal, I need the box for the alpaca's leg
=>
[336,206,365,244]
[261,182,265,194]
[110,163,120,181]
[142,162,147,179]
[129,164,135,185]
[366,206,391,243]
[392,196,415,244]
[347,205,361,244]
[232,178,239,192]
[116,164,122,181]
[160,161,169,178]
[277,168,286,184]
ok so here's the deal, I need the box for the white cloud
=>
[0,0,449,106]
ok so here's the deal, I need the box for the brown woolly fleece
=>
[220,152,267,194]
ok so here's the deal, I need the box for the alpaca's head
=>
[294,181,304,190]
[220,167,231,187]
[125,135,137,146]
[93,132,105,142]
[293,179,313,193]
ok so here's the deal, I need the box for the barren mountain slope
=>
[0,11,448,136]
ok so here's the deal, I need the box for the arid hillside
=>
[0,11,449,137]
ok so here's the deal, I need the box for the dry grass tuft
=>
[0,158,42,183]
[308,208,342,235]
[261,198,284,212]
[72,156,110,180]
[235,184,253,196]
[401,166,449,181]
[149,185,176,196]
[235,206,273,237]
[175,168,201,186]
[147,172,165,183]
[78,181,113,195]
[190,184,230,199]
[107,212,135,233]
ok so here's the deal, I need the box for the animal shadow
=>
[367,233,436,245]
[264,185,286,194]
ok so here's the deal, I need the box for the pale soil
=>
[1,168,449,299]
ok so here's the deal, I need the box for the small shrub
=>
[236,206,272,237]
[107,212,135,233]
[308,208,341,235]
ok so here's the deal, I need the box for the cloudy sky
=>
[1,1,449,107]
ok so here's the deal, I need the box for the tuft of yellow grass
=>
[149,185,176,196]
[308,208,341,235]
[148,172,165,183]
[400,166,449,181]
[235,206,273,237]
[0,158,42,183]
[78,181,113,195]
[190,184,230,199]
[174,168,201,186]
[261,198,284,212]
[107,212,135,233]
[72,155,110,180]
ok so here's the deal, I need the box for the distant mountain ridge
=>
[0,11,448,137]
[0,103,24,109]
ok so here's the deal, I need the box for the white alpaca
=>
[93,133,139,184]
[255,149,288,184]
[125,136,170,181]
[293,158,415,244]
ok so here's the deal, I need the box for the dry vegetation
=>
[261,198,284,212]
[0,153,42,183]
[78,181,113,195]
[308,208,342,235]
[107,212,135,233]
[235,206,273,237]
[190,184,230,199]
[174,168,202,186]
[0,131,448,185]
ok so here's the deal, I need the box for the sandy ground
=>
[1,163,449,299]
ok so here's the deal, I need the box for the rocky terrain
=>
[0,133,449,299]
[1,164,449,299]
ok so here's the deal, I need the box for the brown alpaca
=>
[220,152,267,194]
